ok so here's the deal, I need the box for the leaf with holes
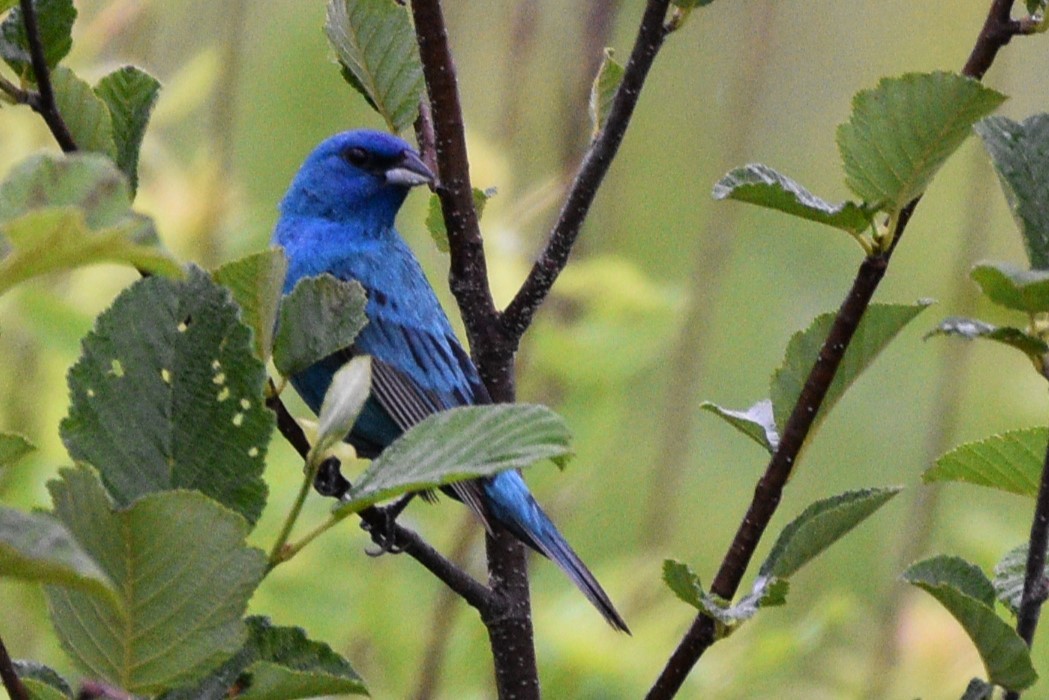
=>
[927,316,1049,361]
[45,466,266,694]
[0,506,116,603]
[60,266,272,524]
[925,427,1046,498]
[325,0,423,133]
[837,72,1006,213]
[213,249,288,361]
[770,302,930,433]
[712,164,872,234]
[0,0,75,76]
[972,262,1049,312]
[94,65,162,193]
[161,616,367,700]
[760,487,901,579]
[0,154,181,294]
[903,555,1036,691]
[273,274,367,378]
[337,404,572,514]
[701,399,778,453]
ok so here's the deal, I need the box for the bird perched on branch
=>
[272,129,628,631]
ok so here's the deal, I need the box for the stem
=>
[500,0,672,344]
[1004,432,1049,700]
[0,632,28,700]
[18,0,77,152]
[266,456,320,569]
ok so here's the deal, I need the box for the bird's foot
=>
[361,494,416,556]
[313,456,351,498]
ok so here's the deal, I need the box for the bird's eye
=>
[342,147,370,168]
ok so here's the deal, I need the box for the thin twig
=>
[0,632,28,700]
[0,74,30,103]
[265,393,494,612]
[646,1,1035,695]
[19,0,77,152]
[500,0,672,343]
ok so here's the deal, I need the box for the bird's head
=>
[279,129,434,228]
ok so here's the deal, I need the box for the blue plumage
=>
[273,129,627,632]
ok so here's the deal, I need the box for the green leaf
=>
[213,249,288,361]
[760,487,901,579]
[13,661,73,700]
[0,431,34,468]
[50,66,117,159]
[663,559,704,609]
[971,262,1049,312]
[161,616,367,700]
[94,65,162,194]
[0,0,76,77]
[60,267,272,524]
[700,399,778,453]
[712,164,872,233]
[312,356,371,463]
[770,302,930,433]
[273,274,367,378]
[662,560,787,628]
[976,115,1049,269]
[425,187,494,253]
[927,316,1049,360]
[0,506,116,602]
[589,48,623,139]
[903,555,1036,690]
[338,404,572,514]
[837,72,1006,213]
[324,0,424,133]
[45,465,266,694]
[0,153,181,294]
[925,427,1046,498]
[993,543,1049,615]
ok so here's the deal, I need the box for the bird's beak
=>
[385,150,435,188]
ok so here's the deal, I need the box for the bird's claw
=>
[313,456,351,498]
[361,506,405,556]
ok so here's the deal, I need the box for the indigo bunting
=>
[272,129,627,632]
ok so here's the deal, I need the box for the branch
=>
[265,393,493,612]
[647,1,1035,695]
[500,0,672,342]
[0,633,28,700]
[18,0,77,152]
[1004,431,1049,700]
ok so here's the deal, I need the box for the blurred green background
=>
[2,1,1048,698]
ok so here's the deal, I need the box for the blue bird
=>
[272,129,628,632]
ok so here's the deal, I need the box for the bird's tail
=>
[482,472,630,633]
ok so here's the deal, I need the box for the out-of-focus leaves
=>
[903,555,1036,691]
[337,404,572,514]
[46,466,266,694]
[273,274,367,378]
[589,48,623,139]
[770,302,930,433]
[700,399,778,453]
[94,65,162,193]
[50,67,117,159]
[972,262,1049,312]
[760,487,901,579]
[0,506,116,603]
[426,187,494,253]
[712,163,872,233]
[925,427,1046,497]
[0,153,181,294]
[60,267,272,524]
[0,0,75,77]
[312,356,371,464]
[213,249,288,361]
[837,72,1006,213]
[324,0,423,133]
[0,431,33,468]
[927,316,1049,360]
[13,661,72,700]
[161,616,368,700]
